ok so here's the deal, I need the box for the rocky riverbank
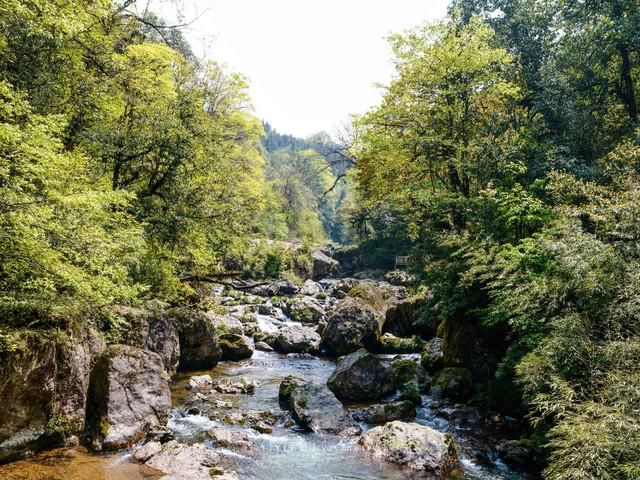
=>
[0,250,539,479]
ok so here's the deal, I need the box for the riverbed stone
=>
[132,440,162,462]
[383,293,427,337]
[254,341,274,352]
[218,333,254,361]
[144,440,236,480]
[275,324,321,354]
[286,297,325,324]
[0,328,104,462]
[387,358,429,391]
[251,279,300,297]
[207,312,245,336]
[279,376,361,436]
[351,401,416,424]
[171,308,222,370]
[379,333,425,353]
[117,305,180,374]
[86,345,171,451]
[329,278,360,297]
[322,298,381,355]
[359,421,457,475]
[383,270,416,286]
[300,279,323,295]
[421,337,444,373]
[207,427,251,450]
[327,349,394,402]
[432,367,473,402]
[187,374,214,393]
[312,248,340,279]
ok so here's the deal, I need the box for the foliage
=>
[353,7,640,478]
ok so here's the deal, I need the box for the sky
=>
[145,0,450,138]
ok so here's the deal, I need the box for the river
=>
[0,282,531,480]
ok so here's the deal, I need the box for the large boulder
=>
[347,283,394,318]
[387,358,428,391]
[300,279,323,295]
[171,309,222,370]
[311,248,340,279]
[275,325,321,354]
[323,283,401,354]
[327,349,394,402]
[206,312,245,336]
[383,294,428,338]
[432,367,473,402]
[279,376,360,436]
[383,270,416,286]
[328,278,360,298]
[86,345,171,451]
[378,333,425,353]
[250,279,299,297]
[351,400,416,424]
[322,298,381,355]
[0,328,104,463]
[421,337,444,373]
[286,297,325,324]
[143,440,237,480]
[359,421,457,475]
[117,305,180,374]
[495,439,539,471]
[218,333,254,361]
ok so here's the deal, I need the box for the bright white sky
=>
[145,0,450,137]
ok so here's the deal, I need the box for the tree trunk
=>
[618,43,637,122]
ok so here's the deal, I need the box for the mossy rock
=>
[379,333,425,353]
[348,283,388,316]
[388,359,426,389]
[432,367,472,402]
[420,337,444,373]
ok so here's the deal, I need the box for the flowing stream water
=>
[0,287,530,480]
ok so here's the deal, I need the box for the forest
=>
[0,0,639,479]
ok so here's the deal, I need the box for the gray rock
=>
[207,427,251,449]
[187,374,214,393]
[206,312,245,336]
[359,421,457,475]
[144,440,237,480]
[286,297,325,324]
[351,400,416,424]
[117,306,180,374]
[254,341,274,352]
[275,325,321,354]
[312,248,340,279]
[133,440,162,462]
[327,349,394,402]
[86,345,171,451]
[383,295,424,337]
[329,278,360,297]
[300,279,323,295]
[251,279,300,297]
[218,333,254,361]
[274,279,300,295]
[322,298,381,355]
[257,303,278,316]
[496,439,538,471]
[432,367,473,402]
[171,309,222,370]
[383,270,416,286]
[0,328,104,462]
[421,337,444,373]
[279,376,361,436]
